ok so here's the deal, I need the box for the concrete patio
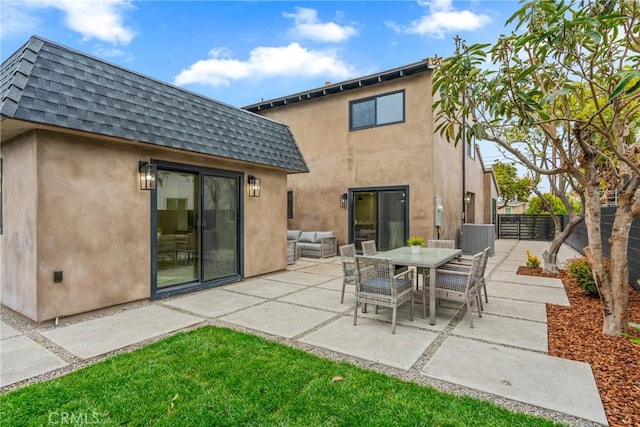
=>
[0,239,608,426]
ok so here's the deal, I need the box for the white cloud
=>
[174,43,357,87]
[389,0,491,39]
[92,44,133,61]
[283,7,356,43]
[4,0,135,44]
[0,3,40,36]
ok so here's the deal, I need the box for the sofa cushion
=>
[298,242,321,251]
[314,231,335,243]
[299,231,317,243]
[287,230,302,241]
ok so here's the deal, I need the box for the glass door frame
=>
[347,185,410,253]
[150,160,244,299]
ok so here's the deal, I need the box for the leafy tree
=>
[527,193,567,215]
[492,161,532,207]
[433,0,640,335]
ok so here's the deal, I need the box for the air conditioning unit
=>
[462,224,495,255]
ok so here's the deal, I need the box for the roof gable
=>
[1,36,308,173]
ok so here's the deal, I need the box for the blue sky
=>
[1,0,523,166]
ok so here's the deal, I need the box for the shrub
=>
[525,250,541,268]
[566,258,599,296]
[624,322,640,346]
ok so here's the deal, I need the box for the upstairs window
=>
[466,137,476,159]
[350,90,404,130]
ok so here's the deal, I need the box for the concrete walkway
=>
[0,240,608,426]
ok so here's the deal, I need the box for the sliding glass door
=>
[202,174,238,282]
[155,170,199,288]
[351,187,408,253]
[152,163,241,297]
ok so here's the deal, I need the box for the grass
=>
[0,326,561,426]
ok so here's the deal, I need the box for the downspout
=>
[462,91,466,229]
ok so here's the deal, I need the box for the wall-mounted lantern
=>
[464,192,472,204]
[248,175,261,197]
[139,161,157,190]
[340,193,348,208]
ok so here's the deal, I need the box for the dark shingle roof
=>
[0,36,308,173]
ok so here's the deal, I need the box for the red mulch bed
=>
[517,266,640,426]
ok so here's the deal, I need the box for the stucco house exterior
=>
[245,60,498,252]
[0,36,308,322]
[497,201,528,215]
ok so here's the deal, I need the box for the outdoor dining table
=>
[371,246,462,325]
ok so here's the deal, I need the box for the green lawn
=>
[0,326,560,426]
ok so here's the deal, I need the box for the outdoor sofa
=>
[287,230,337,258]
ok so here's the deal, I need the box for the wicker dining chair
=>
[427,239,456,249]
[418,239,457,289]
[354,256,414,334]
[418,251,483,327]
[361,240,377,256]
[440,247,490,310]
[339,244,356,304]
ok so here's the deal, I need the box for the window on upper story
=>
[466,137,476,159]
[349,90,405,130]
[287,190,293,219]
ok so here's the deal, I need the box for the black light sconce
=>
[464,192,472,204]
[340,193,348,208]
[248,175,261,197]
[139,161,157,190]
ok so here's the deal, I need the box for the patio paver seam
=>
[271,297,353,316]
[470,308,548,324]
[490,278,564,289]
[486,294,565,306]
[263,275,337,287]
[448,332,549,355]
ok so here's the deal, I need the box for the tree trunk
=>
[542,215,583,274]
[581,179,616,334]
[604,202,633,335]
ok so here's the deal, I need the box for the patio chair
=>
[427,239,456,249]
[361,240,377,255]
[440,246,490,310]
[418,251,483,327]
[418,239,457,288]
[339,244,356,303]
[354,256,414,334]
[361,239,407,278]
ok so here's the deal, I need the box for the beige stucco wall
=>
[464,145,491,225]
[432,124,465,244]
[257,73,447,246]
[35,131,150,321]
[1,132,38,320]
[2,128,288,322]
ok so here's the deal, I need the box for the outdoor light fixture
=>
[139,161,157,190]
[464,192,472,204]
[340,193,348,208]
[248,175,261,197]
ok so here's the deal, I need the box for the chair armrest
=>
[439,261,472,273]
[435,268,470,277]
[393,269,414,281]
[320,236,337,257]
